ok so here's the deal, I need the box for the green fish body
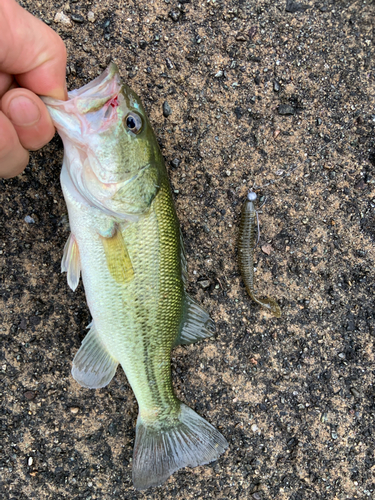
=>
[43,64,227,489]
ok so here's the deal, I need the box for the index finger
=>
[0,0,67,100]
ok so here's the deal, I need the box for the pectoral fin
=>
[61,233,81,291]
[72,322,119,389]
[174,294,215,346]
[100,229,134,284]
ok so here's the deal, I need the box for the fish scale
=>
[43,63,228,490]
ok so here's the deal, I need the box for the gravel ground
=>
[1,0,375,499]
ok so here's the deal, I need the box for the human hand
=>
[0,0,67,178]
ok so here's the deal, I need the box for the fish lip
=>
[68,62,120,99]
[41,62,121,109]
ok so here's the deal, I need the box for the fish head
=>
[43,63,164,216]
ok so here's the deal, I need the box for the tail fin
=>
[132,403,228,490]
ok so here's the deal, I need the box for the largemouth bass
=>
[42,64,228,490]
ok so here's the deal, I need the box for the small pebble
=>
[331,431,338,440]
[71,13,84,23]
[286,0,308,13]
[171,159,180,168]
[87,11,95,22]
[162,101,172,117]
[251,424,259,432]
[70,407,79,414]
[214,70,223,78]
[24,216,35,224]
[24,391,36,400]
[316,117,322,126]
[28,457,33,466]
[169,10,180,22]
[139,40,147,49]
[54,12,72,27]
[165,58,174,70]
[198,280,210,289]
[278,104,295,115]
[273,80,280,92]
[235,34,247,42]
[350,387,361,398]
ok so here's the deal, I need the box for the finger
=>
[0,111,29,178]
[0,72,14,97]
[0,0,67,100]
[1,88,55,151]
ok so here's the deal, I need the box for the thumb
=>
[0,0,67,100]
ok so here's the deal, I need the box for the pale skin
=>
[0,0,67,178]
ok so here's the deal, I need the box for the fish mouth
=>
[42,62,122,117]
[68,63,120,99]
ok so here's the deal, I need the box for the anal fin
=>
[61,233,81,291]
[72,322,119,389]
[100,228,134,284]
[174,294,215,346]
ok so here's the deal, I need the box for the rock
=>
[71,13,84,23]
[350,387,361,398]
[316,117,322,126]
[87,11,95,22]
[286,0,308,13]
[29,316,41,326]
[24,391,36,400]
[198,280,210,289]
[235,34,247,42]
[169,10,181,22]
[138,40,147,49]
[162,101,172,117]
[54,12,72,27]
[214,70,223,78]
[261,244,273,255]
[278,104,295,115]
[273,80,280,92]
[171,158,180,168]
[165,58,174,70]
[234,107,243,119]
[24,215,35,224]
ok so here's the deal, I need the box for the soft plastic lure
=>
[238,190,281,317]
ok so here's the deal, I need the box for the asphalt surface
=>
[1,1,375,499]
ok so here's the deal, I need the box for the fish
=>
[238,190,281,317]
[42,63,228,490]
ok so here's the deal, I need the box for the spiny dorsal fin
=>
[72,322,119,389]
[174,294,215,346]
[100,228,134,284]
[61,233,81,291]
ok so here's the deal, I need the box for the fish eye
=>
[124,112,143,134]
